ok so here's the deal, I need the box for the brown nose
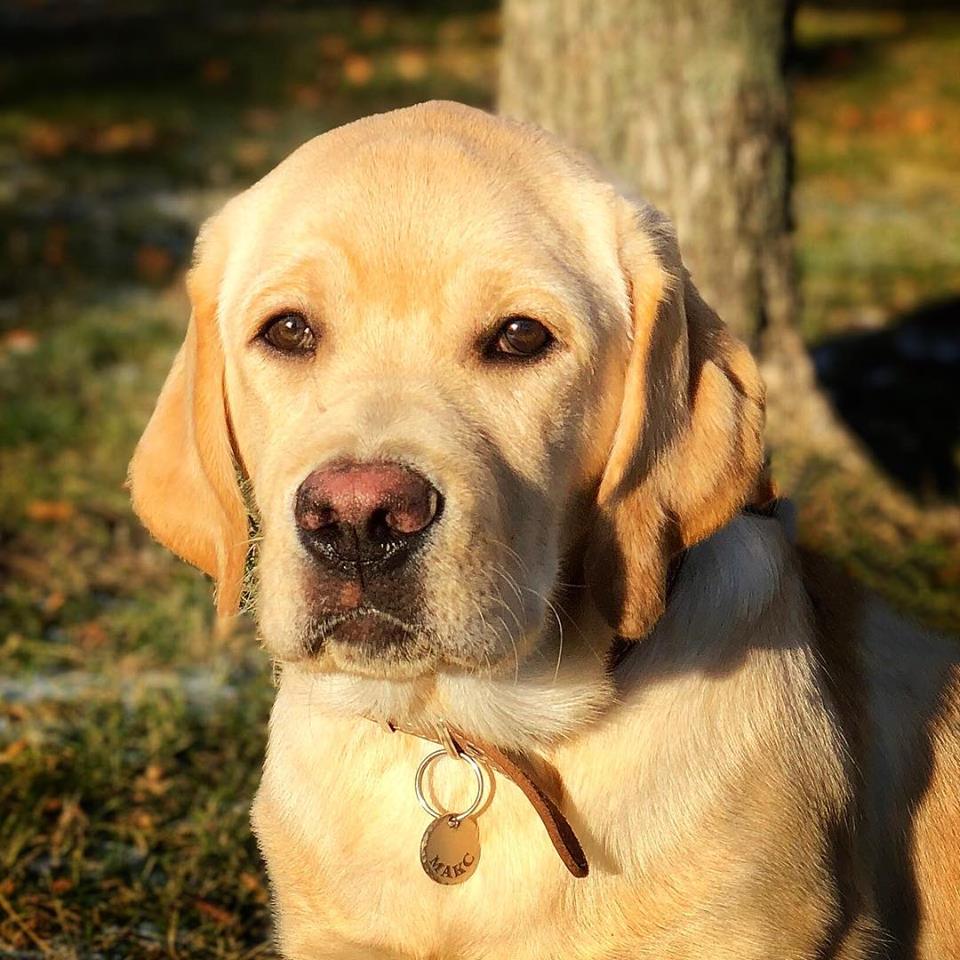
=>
[294,461,442,571]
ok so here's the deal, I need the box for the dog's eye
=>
[260,313,316,355]
[489,317,553,359]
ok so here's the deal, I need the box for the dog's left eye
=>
[488,317,553,359]
[260,313,316,355]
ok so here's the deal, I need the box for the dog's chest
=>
[252,630,860,960]
[254,717,612,959]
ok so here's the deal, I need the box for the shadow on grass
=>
[812,296,960,501]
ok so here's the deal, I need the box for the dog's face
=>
[130,102,764,695]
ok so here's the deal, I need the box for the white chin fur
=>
[278,641,615,751]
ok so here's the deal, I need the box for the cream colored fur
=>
[129,102,960,959]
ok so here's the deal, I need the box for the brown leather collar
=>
[379,720,589,878]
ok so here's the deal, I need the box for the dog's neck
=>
[277,511,795,753]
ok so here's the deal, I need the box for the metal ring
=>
[415,748,485,821]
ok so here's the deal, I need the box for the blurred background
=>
[0,0,958,955]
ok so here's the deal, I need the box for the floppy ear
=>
[585,200,766,639]
[128,223,248,616]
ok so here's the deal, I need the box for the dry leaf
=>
[25,500,75,523]
[43,591,66,615]
[201,58,232,85]
[92,120,156,154]
[23,120,69,157]
[44,224,68,267]
[904,107,935,135]
[1,329,39,354]
[394,49,428,82]
[343,54,374,87]
[136,244,174,283]
[290,84,322,109]
[359,8,387,38]
[0,739,28,764]
[195,898,236,926]
[233,140,269,170]
[74,621,108,650]
[317,33,348,59]
[130,809,154,831]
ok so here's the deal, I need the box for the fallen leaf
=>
[195,898,236,926]
[394,48,428,82]
[42,591,66,615]
[130,809,154,831]
[136,244,174,283]
[835,104,863,131]
[134,763,170,797]
[43,224,68,267]
[904,107,935,135]
[343,54,374,87]
[2,703,28,722]
[233,140,269,170]
[1,329,39,354]
[317,33,348,59]
[244,108,278,133]
[74,621,108,650]
[23,120,69,157]
[202,58,232,85]
[359,8,387,38]
[25,500,74,523]
[92,120,157,154]
[290,84,322,109]
[0,739,28,764]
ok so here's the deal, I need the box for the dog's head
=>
[129,102,764,723]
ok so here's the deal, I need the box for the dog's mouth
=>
[303,606,434,669]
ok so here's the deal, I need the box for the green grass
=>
[0,2,958,954]
[0,686,274,957]
[794,8,960,340]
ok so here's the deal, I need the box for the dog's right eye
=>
[484,316,554,361]
[259,313,316,355]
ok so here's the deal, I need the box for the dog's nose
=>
[294,461,442,570]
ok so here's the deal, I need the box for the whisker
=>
[492,566,524,606]
[493,613,520,684]
[487,537,530,574]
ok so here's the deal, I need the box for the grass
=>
[794,7,960,339]
[1,685,274,957]
[0,2,958,955]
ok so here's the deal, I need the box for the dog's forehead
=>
[216,103,624,305]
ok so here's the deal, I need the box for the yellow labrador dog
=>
[129,101,960,959]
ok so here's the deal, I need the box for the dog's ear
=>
[585,201,766,639]
[128,220,247,616]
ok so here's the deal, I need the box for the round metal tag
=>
[420,815,481,885]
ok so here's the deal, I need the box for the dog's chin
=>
[304,610,438,679]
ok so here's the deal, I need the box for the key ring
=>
[415,748,485,822]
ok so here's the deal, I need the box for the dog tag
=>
[420,815,481,884]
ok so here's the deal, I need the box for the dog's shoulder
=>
[860,597,960,957]
[798,542,960,957]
